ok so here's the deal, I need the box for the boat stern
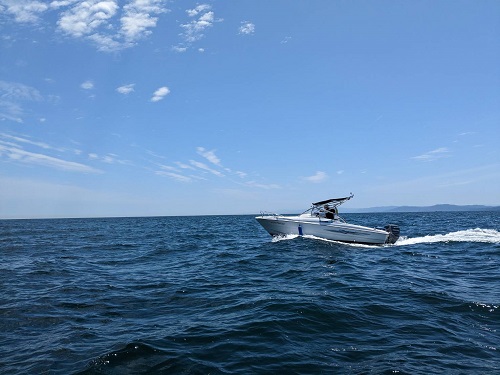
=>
[384,224,400,244]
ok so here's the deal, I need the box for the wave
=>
[395,228,500,246]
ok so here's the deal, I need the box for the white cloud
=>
[197,147,221,166]
[50,1,78,9]
[121,0,165,42]
[239,21,255,35]
[80,80,94,90]
[186,4,211,17]
[87,33,123,52]
[303,171,327,183]
[151,86,170,102]
[0,0,49,23]
[180,4,220,43]
[116,83,135,94]
[58,0,119,38]
[412,147,451,162]
[172,45,187,53]
[4,0,169,52]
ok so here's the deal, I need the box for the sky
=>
[0,0,499,218]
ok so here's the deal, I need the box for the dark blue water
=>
[1,212,499,374]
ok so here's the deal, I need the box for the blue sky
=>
[0,0,499,218]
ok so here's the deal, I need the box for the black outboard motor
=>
[384,224,400,244]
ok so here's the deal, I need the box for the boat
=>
[255,194,400,245]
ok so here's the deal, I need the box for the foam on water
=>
[395,228,500,246]
[271,233,299,242]
[271,233,378,248]
[271,228,500,247]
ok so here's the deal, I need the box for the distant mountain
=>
[346,204,500,213]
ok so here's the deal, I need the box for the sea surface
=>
[1,212,499,374]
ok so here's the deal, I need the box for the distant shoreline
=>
[345,204,500,213]
[1,205,500,220]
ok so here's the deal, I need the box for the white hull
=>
[256,215,390,245]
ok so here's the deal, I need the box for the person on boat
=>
[323,205,336,220]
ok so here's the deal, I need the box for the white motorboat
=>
[256,194,400,245]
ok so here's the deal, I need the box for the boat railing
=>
[259,211,281,217]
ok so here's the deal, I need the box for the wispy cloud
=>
[197,147,221,166]
[155,170,192,182]
[239,21,255,35]
[412,147,451,162]
[0,132,103,173]
[1,133,54,151]
[190,160,224,177]
[174,161,195,170]
[303,171,327,183]
[151,146,279,188]
[244,181,280,189]
[87,152,130,165]
[0,80,43,100]
[280,36,292,44]
[116,83,135,94]
[0,80,43,122]
[0,100,23,123]
[151,86,170,102]
[0,143,103,173]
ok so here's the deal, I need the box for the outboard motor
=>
[384,224,400,244]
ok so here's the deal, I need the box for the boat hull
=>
[256,215,390,245]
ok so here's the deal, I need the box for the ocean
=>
[1,212,499,374]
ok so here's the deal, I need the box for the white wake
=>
[270,228,500,247]
[271,233,299,242]
[395,228,500,246]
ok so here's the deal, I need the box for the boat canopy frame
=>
[300,193,354,218]
[311,193,354,208]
